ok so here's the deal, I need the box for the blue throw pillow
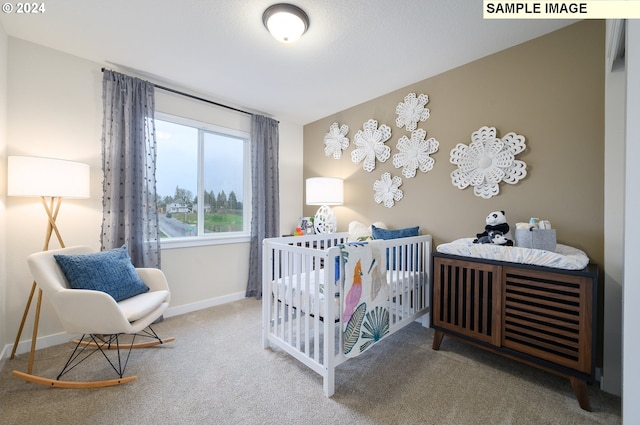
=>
[371,225,420,270]
[54,245,149,302]
[371,225,419,240]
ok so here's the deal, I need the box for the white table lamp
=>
[306,177,343,234]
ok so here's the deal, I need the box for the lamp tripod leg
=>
[9,284,43,375]
[10,196,64,373]
[9,281,37,360]
[27,289,44,374]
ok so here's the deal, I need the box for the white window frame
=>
[155,112,251,249]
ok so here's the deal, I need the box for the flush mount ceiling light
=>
[262,3,309,43]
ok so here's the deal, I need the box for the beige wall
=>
[304,21,605,269]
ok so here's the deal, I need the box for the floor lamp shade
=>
[8,156,90,198]
[306,177,343,234]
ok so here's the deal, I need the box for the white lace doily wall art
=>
[373,172,403,208]
[323,122,349,159]
[392,128,439,178]
[395,93,430,131]
[351,119,392,172]
[450,126,527,199]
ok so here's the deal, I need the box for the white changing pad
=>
[436,238,589,270]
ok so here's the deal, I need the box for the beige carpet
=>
[0,298,621,425]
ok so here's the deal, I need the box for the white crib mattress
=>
[270,268,423,320]
[436,238,589,270]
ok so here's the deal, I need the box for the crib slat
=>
[281,250,289,341]
[313,256,320,362]
[294,251,301,348]
[306,253,314,358]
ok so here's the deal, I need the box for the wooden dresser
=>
[430,252,598,411]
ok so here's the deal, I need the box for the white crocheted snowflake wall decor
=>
[392,128,439,178]
[395,93,430,131]
[374,172,403,208]
[450,126,527,199]
[323,122,349,159]
[351,119,392,172]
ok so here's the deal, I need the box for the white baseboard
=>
[2,292,247,360]
[1,331,77,360]
[163,291,246,318]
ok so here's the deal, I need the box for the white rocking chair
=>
[12,245,174,388]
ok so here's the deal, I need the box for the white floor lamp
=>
[306,177,343,234]
[7,156,90,374]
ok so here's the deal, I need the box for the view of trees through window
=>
[155,116,248,239]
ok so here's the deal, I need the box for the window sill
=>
[160,234,251,250]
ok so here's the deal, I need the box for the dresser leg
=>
[569,376,592,411]
[432,329,444,350]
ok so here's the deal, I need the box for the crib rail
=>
[262,233,348,393]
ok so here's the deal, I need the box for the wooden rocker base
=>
[73,336,176,349]
[12,329,173,389]
[12,370,137,388]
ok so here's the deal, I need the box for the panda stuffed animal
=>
[489,231,512,246]
[473,211,514,246]
[475,230,512,246]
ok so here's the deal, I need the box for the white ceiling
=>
[0,0,577,124]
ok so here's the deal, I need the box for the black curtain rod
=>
[101,67,253,117]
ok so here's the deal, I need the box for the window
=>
[155,113,251,247]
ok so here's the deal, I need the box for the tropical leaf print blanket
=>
[340,241,390,357]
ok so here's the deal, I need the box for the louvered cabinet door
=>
[432,257,502,346]
[501,267,593,373]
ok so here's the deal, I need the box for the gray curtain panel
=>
[101,70,161,268]
[246,115,280,298]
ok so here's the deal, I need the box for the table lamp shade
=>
[8,156,90,199]
[306,177,343,206]
[305,177,343,234]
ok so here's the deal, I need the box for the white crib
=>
[262,232,432,396]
